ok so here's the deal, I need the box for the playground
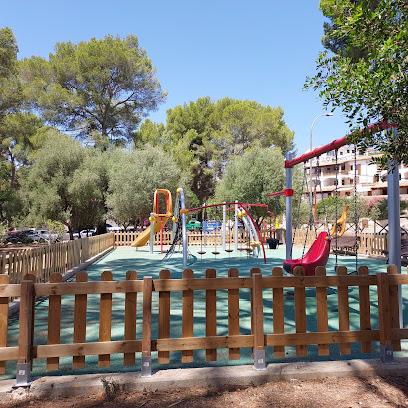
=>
[2,123,408,390]
[0,122,405,405]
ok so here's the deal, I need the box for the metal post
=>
[149,212,154,254]
[235,201,239,252]
[285,152,293,260]
[177,188,188,268]
[388,127,402,326]
[222,202,226,251]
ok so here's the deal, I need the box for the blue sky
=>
[1,1,352,155]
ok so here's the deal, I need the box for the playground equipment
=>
[283,231,330,276]
[170,188,267,267]
[273,121,401,277]
[131,189,172,252]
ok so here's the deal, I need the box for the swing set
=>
[271,121,399,276]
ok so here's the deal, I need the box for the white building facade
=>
[306,145,408,200]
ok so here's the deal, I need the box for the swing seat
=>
[283,231,331,276]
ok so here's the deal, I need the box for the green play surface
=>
[2,244,406,380]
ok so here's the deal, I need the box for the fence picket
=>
[0,254,5,275]
[358,266,372,353]
[73,272,88,369]
[377,272,392,347]
[205,269,217,361]
[250,267,261,357]
[0,274,9,373]
[252,272,265,352]
[124,270,138,366]
[337,266,351,354]
[272,267,285,358]
[98,271,113,367]
[47,273,62,371]
[293,266,307,357]
[228,268,240,360]
[387,265,401,351]
[18,280,34,368]
[142,276,153,362]
[158,270,170,364]
[182,269,194,363]
[315,266,329,356]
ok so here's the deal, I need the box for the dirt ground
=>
[2,375,408,408]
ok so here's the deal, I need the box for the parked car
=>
[80,229,95,238]
[3,230,33,244]
[27,230,58,244]
[73,230,95,239]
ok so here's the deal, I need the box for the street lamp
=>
[309,113,334,205]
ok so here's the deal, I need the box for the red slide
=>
[283,231,331,276]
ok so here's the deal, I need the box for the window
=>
[342,179,345,185]
[341,164,345,170]
[340,151,343,155]
[350,165,353,170]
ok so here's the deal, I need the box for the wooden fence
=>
[115,229,391,258]
[0,264,405,382]
[0,233,114,284]
[114,228,280,247]
[292,230,392,257]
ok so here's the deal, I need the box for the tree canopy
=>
[106,145,182,228]
[20,34,167,149]
[136,97,294,202]
[0,27,22,117]
[307,0,408,167]
[21,130,106,238]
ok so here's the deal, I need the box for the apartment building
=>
[306,145,408,200]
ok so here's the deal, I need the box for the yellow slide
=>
[131,217,169,247]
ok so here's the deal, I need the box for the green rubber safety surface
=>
[2,245,406,381]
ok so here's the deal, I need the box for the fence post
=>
[387,265,401,351]
[228,268,240,360]
[377,272,394,364]
[293,266,307,357]
[252,272,266,370]
[0,274,9,374]
[206,269,217,361]
[15,280,34,387]
[142,276,153,377]
[158,270,170,364]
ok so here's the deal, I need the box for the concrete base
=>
[3,358,408,403]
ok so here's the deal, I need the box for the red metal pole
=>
[285,121,397,169]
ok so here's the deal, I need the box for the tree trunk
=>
[95,222,107,235]
[68,225,74,241]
